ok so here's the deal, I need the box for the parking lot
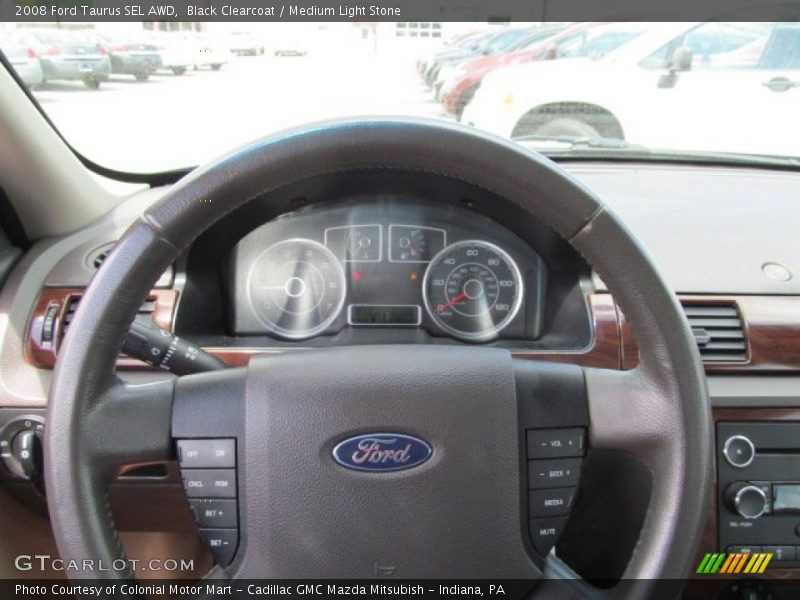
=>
[32,50,450,173]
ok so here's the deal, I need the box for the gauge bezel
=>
[245,238,346,340]
[422,239,524,342]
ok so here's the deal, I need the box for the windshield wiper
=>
[512,133,636,150]
[513,133,800,169]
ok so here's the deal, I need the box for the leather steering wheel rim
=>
[46,118,712,595]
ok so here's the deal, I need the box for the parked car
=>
[144,31,196,75]
[183,33,232,70]
[12,28,110,89]
[421,29,502,86]
[441,22,647,118]
[272,44,307,57]
[416,29,490,76]
[434,25,568,97]
[228,31,265,56]
[435,24,572,113]
[0,38,43,87]
[462,21,798,156]
[92,32,161,82]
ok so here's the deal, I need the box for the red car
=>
[441,22,601,118]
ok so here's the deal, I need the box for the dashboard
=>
[2,160,800,595]
[230,202,546,343]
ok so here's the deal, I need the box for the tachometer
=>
[423,240,523,341]
[246,238,346,340]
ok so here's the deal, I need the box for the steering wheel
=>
[46,119,711,597]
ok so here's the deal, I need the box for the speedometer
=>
[423,240,523,341]
[245,238,346,340]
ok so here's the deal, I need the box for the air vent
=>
[86,242,174,287]
[86,243,116,270]
[62,295,157,338]
[681,302,747,363]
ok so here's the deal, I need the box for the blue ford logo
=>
[332,433,432,472]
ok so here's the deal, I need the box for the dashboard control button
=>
[528,458,581,489]
[1,415,45,481]
[189,499,238,529]
[725,483,768,520]
[181,469,236,498]
[529,487,576,518]
[723,435,756,468]
[177,439,236,468]
[763,545,795,562]
[42,305,59,343]
[526,428,585,459]
[727,545,762,554]
[529,517,568,555]
[199,529,238,566]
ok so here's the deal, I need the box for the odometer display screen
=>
[423,240,523,341]
[349,305,420,326]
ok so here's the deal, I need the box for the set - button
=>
[525,427,586,556]
[178,438,239,566]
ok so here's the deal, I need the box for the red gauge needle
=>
[437,292,466,313]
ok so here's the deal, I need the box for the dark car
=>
[93,32,162,82]
[13,28,110,89]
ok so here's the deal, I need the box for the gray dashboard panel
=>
[572,164,800,295]
[1,162,799,408]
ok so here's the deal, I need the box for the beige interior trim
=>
[0,67,118,239]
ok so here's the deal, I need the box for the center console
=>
[718,421,800,567]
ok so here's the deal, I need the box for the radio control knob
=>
[723,435,755,468]
[725,483,768,520]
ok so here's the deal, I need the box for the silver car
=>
[0,38,43,87]
[13,29,111,89]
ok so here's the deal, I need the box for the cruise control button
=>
[526,428,585,459]
[763,545,795,562]
[528,458,581,489]
[189,499,238,528]
[177,439,236,468]
[181,469,236,498]
[529,517,568,555]
[529,487,576,518]
[200,529,238,566]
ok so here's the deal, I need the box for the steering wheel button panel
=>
[529,487,577,518]
[178,439,236,468]
[526,428,585,459]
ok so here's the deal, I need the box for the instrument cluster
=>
[231,202,546,343]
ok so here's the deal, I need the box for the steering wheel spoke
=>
[583,366,678,462]
[83,378,175,475]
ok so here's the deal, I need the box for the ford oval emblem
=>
[332,433,432,472]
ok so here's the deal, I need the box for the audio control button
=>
[723,435,755,468]
[763,545,795,563]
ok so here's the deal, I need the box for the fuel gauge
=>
[389,225,446,263]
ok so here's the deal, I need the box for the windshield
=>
[1,20,799,173]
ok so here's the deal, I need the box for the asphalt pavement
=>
[32,49,450,174]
